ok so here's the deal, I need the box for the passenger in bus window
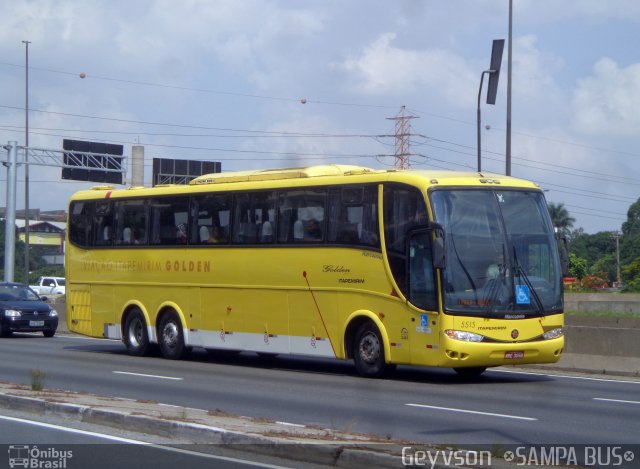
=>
[132,228,144,244]
[304,219,322,242]
[208,226,226,244]
[176,223,188,244]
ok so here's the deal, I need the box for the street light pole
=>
[506,0,513,176]
[22,39,31,284]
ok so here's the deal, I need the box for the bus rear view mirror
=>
[432,236,445,270]
[428,222,446,270]
[556,232,569,277]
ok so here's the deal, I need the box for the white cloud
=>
[338,33,476,108]
[516,0,640,23]
[512,35,565,105]
[572,58,640,136]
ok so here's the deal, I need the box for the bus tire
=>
[453,366,487,378]
[123,308,151,357]
[353,322,388,378]
[158,313,191,360]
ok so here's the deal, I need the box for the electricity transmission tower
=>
[386,106,419,169]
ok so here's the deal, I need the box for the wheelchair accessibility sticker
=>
[516,285,531,304]
[416,314,432,334]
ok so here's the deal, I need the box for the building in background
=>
[1,208,66,266]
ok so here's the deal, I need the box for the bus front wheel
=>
[158,313,191,360]
[353,322,390,378]
[123,309,151,356]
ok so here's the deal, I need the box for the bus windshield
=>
[431,189,563,317]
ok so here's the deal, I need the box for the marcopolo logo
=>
[8,445,73,468]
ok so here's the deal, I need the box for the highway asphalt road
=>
[1,333,639,447]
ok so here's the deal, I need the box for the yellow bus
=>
[66,165,565,377]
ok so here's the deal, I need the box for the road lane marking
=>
[0,414,150,444]
[158,403,208,413]
[276,421,306,428]
[0,414,292,468]
[406,403,537,421]
[594,398,640,405]
[493,369,640,384]
[113,371,183,380]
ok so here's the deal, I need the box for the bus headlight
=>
[445,329,484,342]
[542,327,564,340]
[4,310,22,317]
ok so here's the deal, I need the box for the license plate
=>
[504,351,525,359]
[29,320,45,327]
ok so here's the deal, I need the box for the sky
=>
[1,0,639,234]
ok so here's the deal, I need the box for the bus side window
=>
[383,184,429,298]
[327,185,379,248]
[232,192,276,245]
[279,189,326,245]
[191,194,232,245]
[407,231,437,311]
[114,199,148,246]
[150,197,189,245]
[93,201,113,247]
[69,201,93,248]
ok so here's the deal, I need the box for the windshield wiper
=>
[512,246,546,316]
[450,234,479,304]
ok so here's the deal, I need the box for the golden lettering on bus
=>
[165,259,211,272]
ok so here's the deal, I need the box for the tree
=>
[622,259,640,292]
[569,231,615,266]
[547,202,575,236]
[620,198,640,265]
[591,254,617,284]
[622,198,640,237]
[568,253,588,279]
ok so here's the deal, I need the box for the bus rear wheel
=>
[123,308,151,356]
[353,322,390,378]
[158,313,191,360]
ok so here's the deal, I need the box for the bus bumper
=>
[438,336,564,369]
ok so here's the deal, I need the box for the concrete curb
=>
[0,391,410,469]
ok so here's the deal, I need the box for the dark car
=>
[0,282,58,337]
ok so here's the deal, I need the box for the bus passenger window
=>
[69,201,93,248]
[327,185,379,248]
[191,194,232,245]
[278,189,326,244]
[149,197,189,245]
[232,191,276,245]
[93,201,113,247]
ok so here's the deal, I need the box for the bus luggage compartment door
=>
[67,284,93,336]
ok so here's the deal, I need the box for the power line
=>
[2,61,637,159]
[0,61,399,110]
